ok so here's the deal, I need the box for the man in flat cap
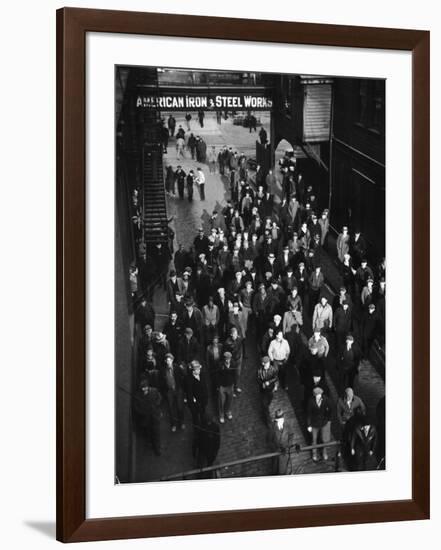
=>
[307,387,332,462]
[161,353,186,432]
[308,327,329,358]
[182,297,203,343]
[215,351,237,423]
[178,327,200,368]
[312,294,333,334]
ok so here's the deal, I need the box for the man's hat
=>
[153,332,166,343]
[223,351,232,359]
[189,360,201,370]
[139,377,150,389]
[164,352,174,360]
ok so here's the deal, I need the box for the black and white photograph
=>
[115,65,386,483]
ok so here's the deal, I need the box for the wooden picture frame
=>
[56,7,430,542]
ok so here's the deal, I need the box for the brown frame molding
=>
[56,7,430,542]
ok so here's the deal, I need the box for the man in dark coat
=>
[135,298,155,329]
[214,287,229,339]
[181,298,204,342]
[270,409,295,474]
[334,301,352,353]
[188,133,197,160]
[349,415,378,471]
[338,334,361,392]
[186,170,194,202]
[178,327,200,367]
[355,259,374,302]
[184,113,192,130]
[224,326,244,394]
[160,353,186,431]
[362,303,379,358]
[193,228,209,259]
[259,126,268,144]
[132,378,162,456]
[161,123,169,153]
[185,360,209,426]
[163,311,182,358]
[257,356,279,426]
[174,244,189,277]
[166,270,184,307]
[214,351,237,423]
[307,387,332,461]
[167,114,176,136]
[174,166,186,199]
[350,231,367,267]
[176,125,186,140]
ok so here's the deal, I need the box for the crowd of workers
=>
[131,121,385,475]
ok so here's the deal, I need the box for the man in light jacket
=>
[268,330,291,391]
[312,295,333,333]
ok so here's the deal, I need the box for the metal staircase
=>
[137,70,169,249]
[142,138,168,247]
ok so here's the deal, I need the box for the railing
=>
[158,440,343,481]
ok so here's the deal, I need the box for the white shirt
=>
[268,339,290,361]
[196,170,205,184]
